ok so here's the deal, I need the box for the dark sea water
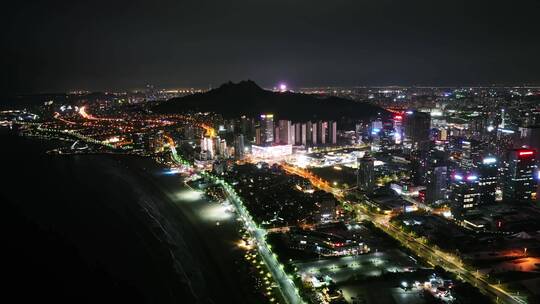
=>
[0,129,259,304]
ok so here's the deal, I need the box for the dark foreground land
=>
[1,131,259,304]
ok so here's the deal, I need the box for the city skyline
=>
[2,1,540,304]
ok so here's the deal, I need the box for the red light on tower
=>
[394,115,403,120]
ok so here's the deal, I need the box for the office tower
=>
[410,149,428,186]
[357,153,375,193]
[260,114,274,145]
[278,120,293,145]
[450,172,481,218]
[503,149,537,202]
[519,126,540,152]
[425,165,448,205]
[460,140,480,170]
[238,116,255,140]
[478,156,498,204]
[329,121,337,145]
[404,111,431,149]
[234,134,245,159]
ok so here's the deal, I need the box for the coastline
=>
[1,131,260,303]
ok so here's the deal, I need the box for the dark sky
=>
[2,0,540,93]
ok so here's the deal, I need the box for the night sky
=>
[2,0,540,93]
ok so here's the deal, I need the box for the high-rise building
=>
[234,134,245,159]
[404,111,431,150]
[260,114,274,146]
[294,123,302,145]
[519,126,540,152]
[278,120,293,145]
[410,149,428,186]
[213,136,222,156]
[425,165,448,205]
[311,121,318,146]
[301,123,307,146]
[318,121,328,145]
[392,114,404,144]
[255,127,261,145]
[450,172,481,218]
[460,139,481,170]
[306,121,313,145]
[329,121,337,145]
[357,154,375,193]
[503,149,537,202]
[478,156,498,204]
[200,136,214,160]
[219,139,228,158]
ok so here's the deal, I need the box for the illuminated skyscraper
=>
[425,165,448,205]
[393,114,403,144]
[404,111,430,150]
[234,134,245,159]
[260,114,274,146]
[519,126,540,152]
[357,153,375,193]
[450,172,481,218]
[278,120,293,145]
[478,156,499,204]
[503,149,537,202]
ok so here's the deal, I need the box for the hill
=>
[154,80,386,121]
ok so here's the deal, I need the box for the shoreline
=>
[1,131,262,303]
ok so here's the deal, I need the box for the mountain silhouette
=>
[155,80,386,120]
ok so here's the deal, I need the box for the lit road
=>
[281,164,526,304]
[165,137,303,304]
[211,177,305,304]
[361,207,526,304]
[281,163,343,198]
